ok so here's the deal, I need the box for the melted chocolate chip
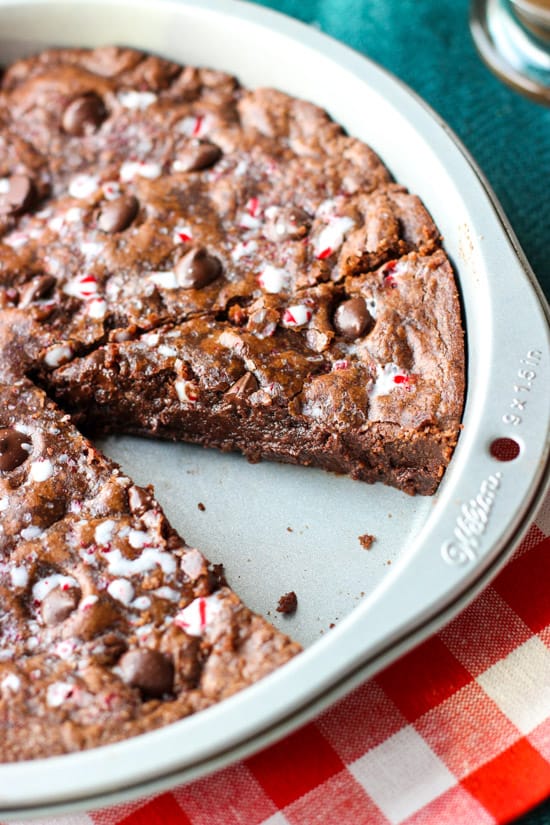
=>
[263,206,311,242]
[175,247,222,289]
[224,372,258,401]
[41,586,80,626]
[0,175,36,216]
[62,93,107,136]
[176,140,222,172]
[98,195,139,233]
[19,274,56,308]
[0,428,31,471]
[333,297,374,340]
[119,649,174,697]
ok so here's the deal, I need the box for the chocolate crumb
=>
[329,623,335,629]
[276,591,297,615]
[286,526,293,533]
[359,533,375,550]
[197,502,206,511]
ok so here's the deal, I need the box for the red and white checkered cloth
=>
[6,492,550,825]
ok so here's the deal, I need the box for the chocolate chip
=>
[19,275,56,308]
[0,175,36,216]
[176,140,222,172]
[98,195,139,233]
[224,372,258,401]
[333,297,374,340]
[0,428,31,471]
[175,247,222,289]
[41,586,80,626]
[119,649,174,697]
[62,93,107,136]
[263,206,311,242]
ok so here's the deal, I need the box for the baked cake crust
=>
[0,46,465,760]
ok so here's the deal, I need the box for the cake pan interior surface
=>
[0,0,548,815]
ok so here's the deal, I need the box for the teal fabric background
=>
[251,0,550,301]
[250,1,550,822]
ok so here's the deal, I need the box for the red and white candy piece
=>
[174,593,223,637]
[119,161,162,183]
[175,379,199,405]
[231,239,258,262]
[29,458,55,482]
[370,363,415,399]
[107,578,135,606]
[173,224,193,244]
[176,114,211,138]
[239,197,263,230]
[63,273,99,300]
[313,216,354,260]
[282,304,312,328]
[258,265,289,294]
[69,174,100,200]
[102,181,121,201]
[32,574,77,603]
[332,359,350,371]
[383,259,409,287]
[46,681,75,708]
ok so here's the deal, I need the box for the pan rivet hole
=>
[490,437,521,462]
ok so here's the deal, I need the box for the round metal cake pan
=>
[0,0,549,816]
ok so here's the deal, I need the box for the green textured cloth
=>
[252,0,550,300]
[251,2,549,822]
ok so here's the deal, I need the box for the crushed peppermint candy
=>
[148,270,178,290]
[258,265,289,294]
[44,344,73,369]
[128,529,150,549]
[80,594,99,611]
[332,359,350,371]
[281,305,312,328]
[383,259,409,287]
[3,231,28,248]
[29,458,54,482]
[94,519,116,546]
[63,273,99,300]
[10,566,28,588]
[69,174,99,200]
[102,546,177,577]
[117,90,157,110]
[54,640,77,660]
[1,673,21,694]
[131,595,152,610]
[176,114,211,138]
[175,379,199,405]
[153,586,180,602]
[0,496,9,511]
[87,297,107,319]
[370,363,415,399]
[173,225,193,244]
[120,161,162,182]
[46,681,75,708]
[174,593,224,636]
[107,578,135,605]
[102,181,121,200]
[313,216,354,260]
[231,240,258,262]
[20,525,43,541]
[0,178,10,194]
[32,574,77,603]
[158,345,177,357]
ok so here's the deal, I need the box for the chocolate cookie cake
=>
[0,46,465,760]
